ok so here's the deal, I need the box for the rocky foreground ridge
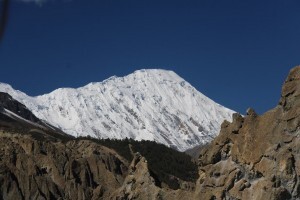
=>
[195,66,300,199]
[1,66,300,200]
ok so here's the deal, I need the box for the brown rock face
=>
[111,153,161,199]
[111,153,193,200]
[196,66,300,200]
[0,134,129,200]
[280,66,300,110]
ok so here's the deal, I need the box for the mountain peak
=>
[131,69,183,82]
[133,68,179,76]
[76,69,181,92]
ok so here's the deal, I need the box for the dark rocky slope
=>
[0,92,70,141]
[0,92,40,123]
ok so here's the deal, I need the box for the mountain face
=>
[0,69,234,151]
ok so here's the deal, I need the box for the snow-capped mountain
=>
[0,69,235,151]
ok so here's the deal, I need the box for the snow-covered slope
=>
[0,69,235,151]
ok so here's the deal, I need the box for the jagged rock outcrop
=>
[195,66,300,200]
[111,153,161,199]
[111,153,193,200]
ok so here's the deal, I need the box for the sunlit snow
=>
[0,69,235,151]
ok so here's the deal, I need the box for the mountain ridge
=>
[0,69,235,151]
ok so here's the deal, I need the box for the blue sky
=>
[0,0,299,114]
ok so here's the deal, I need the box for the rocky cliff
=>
[195,66,300,200]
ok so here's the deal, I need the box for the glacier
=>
[0,69,235,151]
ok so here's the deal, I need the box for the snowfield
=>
[0,69,235,151]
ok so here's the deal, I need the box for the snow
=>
[0,69,235,151]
